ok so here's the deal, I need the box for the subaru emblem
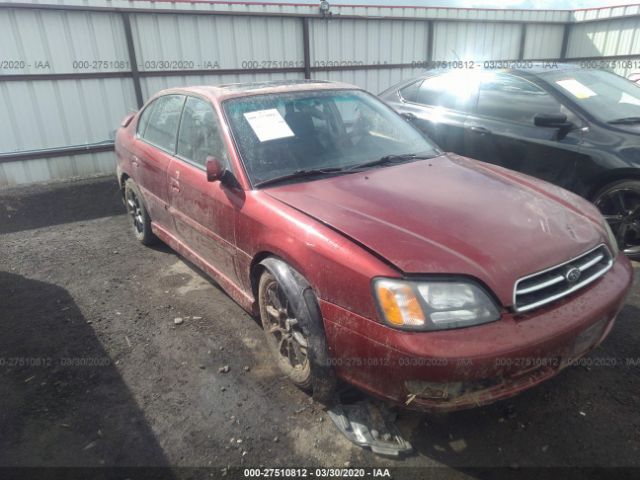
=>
[565,267,581,283]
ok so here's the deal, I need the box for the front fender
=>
[258,257,337,403]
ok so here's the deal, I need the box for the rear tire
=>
[593,180,640,260]
[124,179,157,246]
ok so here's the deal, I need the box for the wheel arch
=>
[118,171,130,197]
[249,251,275,303]
[588,168,640,201]
[249,250,315,305]
[251,253,337,403]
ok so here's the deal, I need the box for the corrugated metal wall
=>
[567,16,640,77]
[132,13,304,76]
[432,21,522,61]
[524,24,565,60]
[0,8,135,151]
[308,18,427,93]
[2,0,640,187]
[309,18,429,64]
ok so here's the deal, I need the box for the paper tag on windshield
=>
[555,79,596,99]
[243,109,294,142]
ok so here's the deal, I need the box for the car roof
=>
[379,62,582,95]
[518,62,582,75]
[423,62,580,78]
[157,79,359,102]
[507,60,580,74]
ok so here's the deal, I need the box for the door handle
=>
[468,126,491,135]
[170,180,180,193]
[131,155,139,167]
[401,112,417,121]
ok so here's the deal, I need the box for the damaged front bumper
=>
[321,254,633,412]
[327,401,413,457]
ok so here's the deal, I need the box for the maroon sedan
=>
[115,80,633,412]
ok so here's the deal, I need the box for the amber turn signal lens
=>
[375,280,425,327]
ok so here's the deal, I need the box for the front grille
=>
[514,244,613,313]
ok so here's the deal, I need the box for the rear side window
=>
[416,72,476,112]
[142,95,185,152]
[177,97,229,168]
[136,101,155,137]
[399,80,422,102]
[477,73,571,125]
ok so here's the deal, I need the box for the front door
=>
[464,72,586,192]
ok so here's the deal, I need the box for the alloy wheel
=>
[126,188,144,235]
[261,278,310,377]
[595,187,640,256]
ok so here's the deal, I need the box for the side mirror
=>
[534,113,571,128]
[534,113,574,139]
[205,156,224,182]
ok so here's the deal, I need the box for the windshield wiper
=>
[254,167,346,188]
[346,153,438,171]
[254,152,439,188]
[608,116,640,125]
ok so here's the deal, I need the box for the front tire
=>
[593,180,640,259]
[259,270,313,389]
[257,261,337,404]
[124,179,157,246]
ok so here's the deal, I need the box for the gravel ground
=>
[0,176,638,478]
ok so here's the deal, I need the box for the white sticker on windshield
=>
[555,79,596,99]
[243,109,295,142]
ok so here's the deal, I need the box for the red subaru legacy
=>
[115,80,633,412]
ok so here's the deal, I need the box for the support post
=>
[122,12,144,108]
[560,22,571,60]
[518,24,527,60]
[427,20,435,64]
[302,17,311,80]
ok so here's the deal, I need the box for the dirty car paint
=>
[115,81,634,412]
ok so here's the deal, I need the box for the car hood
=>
[264,153,607,306]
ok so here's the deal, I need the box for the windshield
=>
[223,89,439,186]
[542,69,640,123]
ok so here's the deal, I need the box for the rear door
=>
[464,72,585,190]
[132,94,185,231]
[393,71,477,154]
[167,96,239,284]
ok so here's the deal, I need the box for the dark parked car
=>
[380,64,640,259]
[116,80,632,413]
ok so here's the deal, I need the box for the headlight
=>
[373,278,500,331]
[603,221,619,258]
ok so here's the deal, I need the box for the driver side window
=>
[478,73,578,125]
[177,97,229,168]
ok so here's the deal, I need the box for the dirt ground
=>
[1,176,639,479]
